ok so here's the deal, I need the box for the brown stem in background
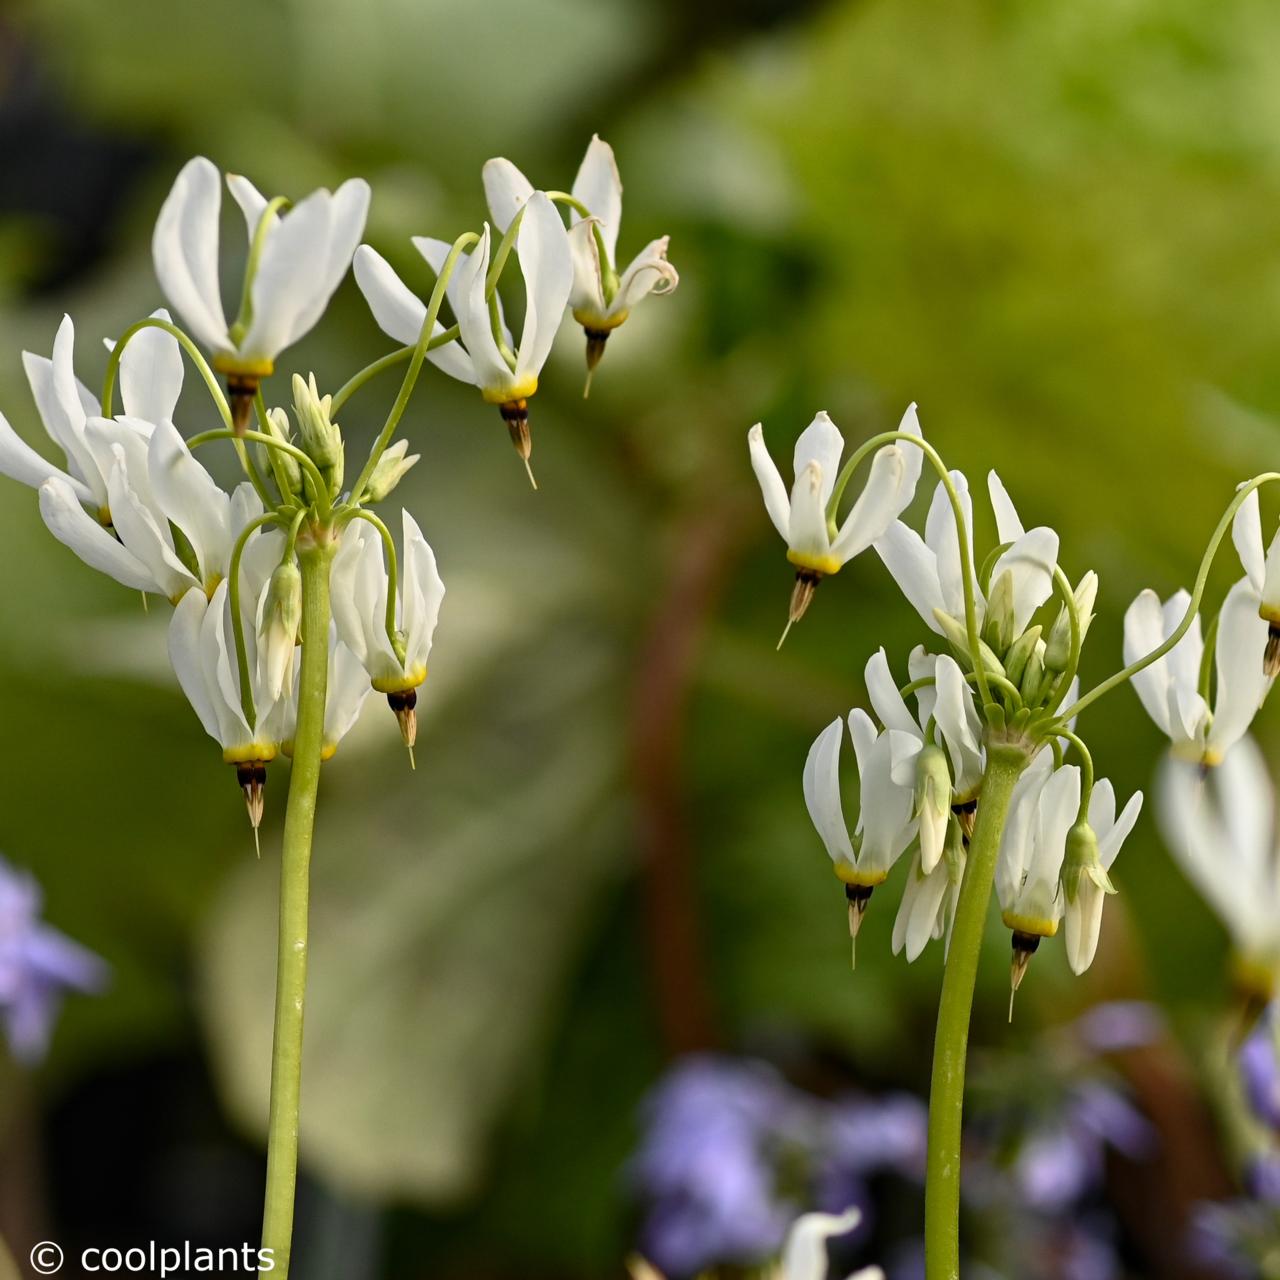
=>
[629,498,751,1055]
[0,1069,49,1262]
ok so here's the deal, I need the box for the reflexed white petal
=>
[239,188,334,360]
[893,852,951,962]
[37,476,156,591]
[747,425,790,539]
[925,471,977,622]
[780,1208,863,1280]
[0,409,89,501]
[995,753,1052,909]
[987,471,1025,543]
[147,421,231,585]
[1064,878,1107,974]
[151,156,231,352]
[1123,589,1175,736]
[803,718,855,866]
[787,462,831,560]
[1162,591,1202,703]
[1208,576,1273,757]
[353,245,428,345]
[116,309,184,425]
[792,412,844,507]
[874,521,946,634]
[990,526,1059,633]
[283,176,370,346]
[1098,790,1143,868]
[1024,764,1080,914]
[1264,527,1280,614]
[324,635,373,749]
[482,158,535,232]
[401,509,445,671]
[831,445,909,565]
[611,237,679,315]
[168,588,224,743]
[570,134,623,262]
[1233,488,1266,595]
[855,726,918,874]
[567,219,606,317]
[453,226,518,395]
[864,648,920,737]
[513,192,573,382]
[106,456,192,600]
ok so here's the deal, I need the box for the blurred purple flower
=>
[1188,1200,1278,1279]
[1240,1011,1280,1132]
[631,1057,805,1276]
[0,856,107,1063]
[1072,1000,1163,1055]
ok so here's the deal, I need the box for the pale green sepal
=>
[983,569,1017,654]
[1003,625,1042,688]
[1062,817,1114,905]
[1019,638,1047,703]
[365,440,420,504]
[934,609,1007,679]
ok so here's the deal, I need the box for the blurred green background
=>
[0,0,1278,1275]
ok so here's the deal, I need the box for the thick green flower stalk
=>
[751,407,1280,1277]
[0,143,679,1277]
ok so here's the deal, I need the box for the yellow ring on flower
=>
[787,550,842,576]
[1000,911,1058,938]
[372,665,427,695]
[213,354,275,378]
[833,864,888,888]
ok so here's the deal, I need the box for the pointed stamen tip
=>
[407,744,417,771]
[253,824,261,860]
[523,456,538,490]
[582,368,595,400]
[776,617,794,651]
[1265,626,1280,678]
[387,689,418,754]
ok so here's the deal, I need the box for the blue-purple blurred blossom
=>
[1072,1000,1163,1055]
[0,856,107,1063]
[1240,1011,1280,1132]
[1188,1200,1280,1279]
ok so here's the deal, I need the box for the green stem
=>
[339,508,403,662]
[828,432,992,709]
[228,512,285,729]
[1060,472,1280,723]
[924,746,1027,1280]
[1040,565,1083,719]
[259,539,334,1279]
[101,316,233,427]
[1054,726,1095,812]
[348,232,477,506]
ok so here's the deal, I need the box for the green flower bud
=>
[914,742,953,874]
[264,560,303,641]
[934,610,1007,680]
[1002,625,1042,689]
[365,440,420,504]
[291,371,344,482]
[1019,638,1047,703]
[1046,570,1099,672]
[944,811,967,883]
[983,569,1017,655]
[259,407,302,500]
[1062,816,1115,904]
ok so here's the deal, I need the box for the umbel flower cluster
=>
[750,408,1280,1276]
[0,141,677,843]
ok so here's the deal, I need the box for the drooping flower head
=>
[750,406,924,636]
[354,194,572,484]
[483,135,678,388]
[153,156,369,425]
[331,510,445,755]
[1125,580,1272,767]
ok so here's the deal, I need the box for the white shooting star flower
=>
[280,623,372,763]
[168,522,289,840]
[1124,578,1272,767]
[1061,779,1143,976]
[1159,734,1280,997]
[152,156,369,423]
[750,406,924,636]
[354,193,572,484]
[331,510,445,756]
[803,710,918,958]
[1233,487,1280,676]
[482,135,678,387]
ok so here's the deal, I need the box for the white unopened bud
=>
[1046,571,1098,672]
[914,743,953,875]
[984,569,1017,654]
[291,372,344,494]
[259,560,302,700]
[365,439,420,503]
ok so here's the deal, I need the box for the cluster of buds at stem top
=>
[748,407,924,644]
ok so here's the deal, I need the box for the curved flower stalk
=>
[153,156,369,424]
[1159,735,1280,999]
[1233,487,1280,675]
[0,311,179,517]
[0,855,108,1064]
[483,134,679,388]
[354,194,572,484]
[1124,577,1272,766]
[331,510,444,756]
[750,406,924,636]
[632,1206,883,1280]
